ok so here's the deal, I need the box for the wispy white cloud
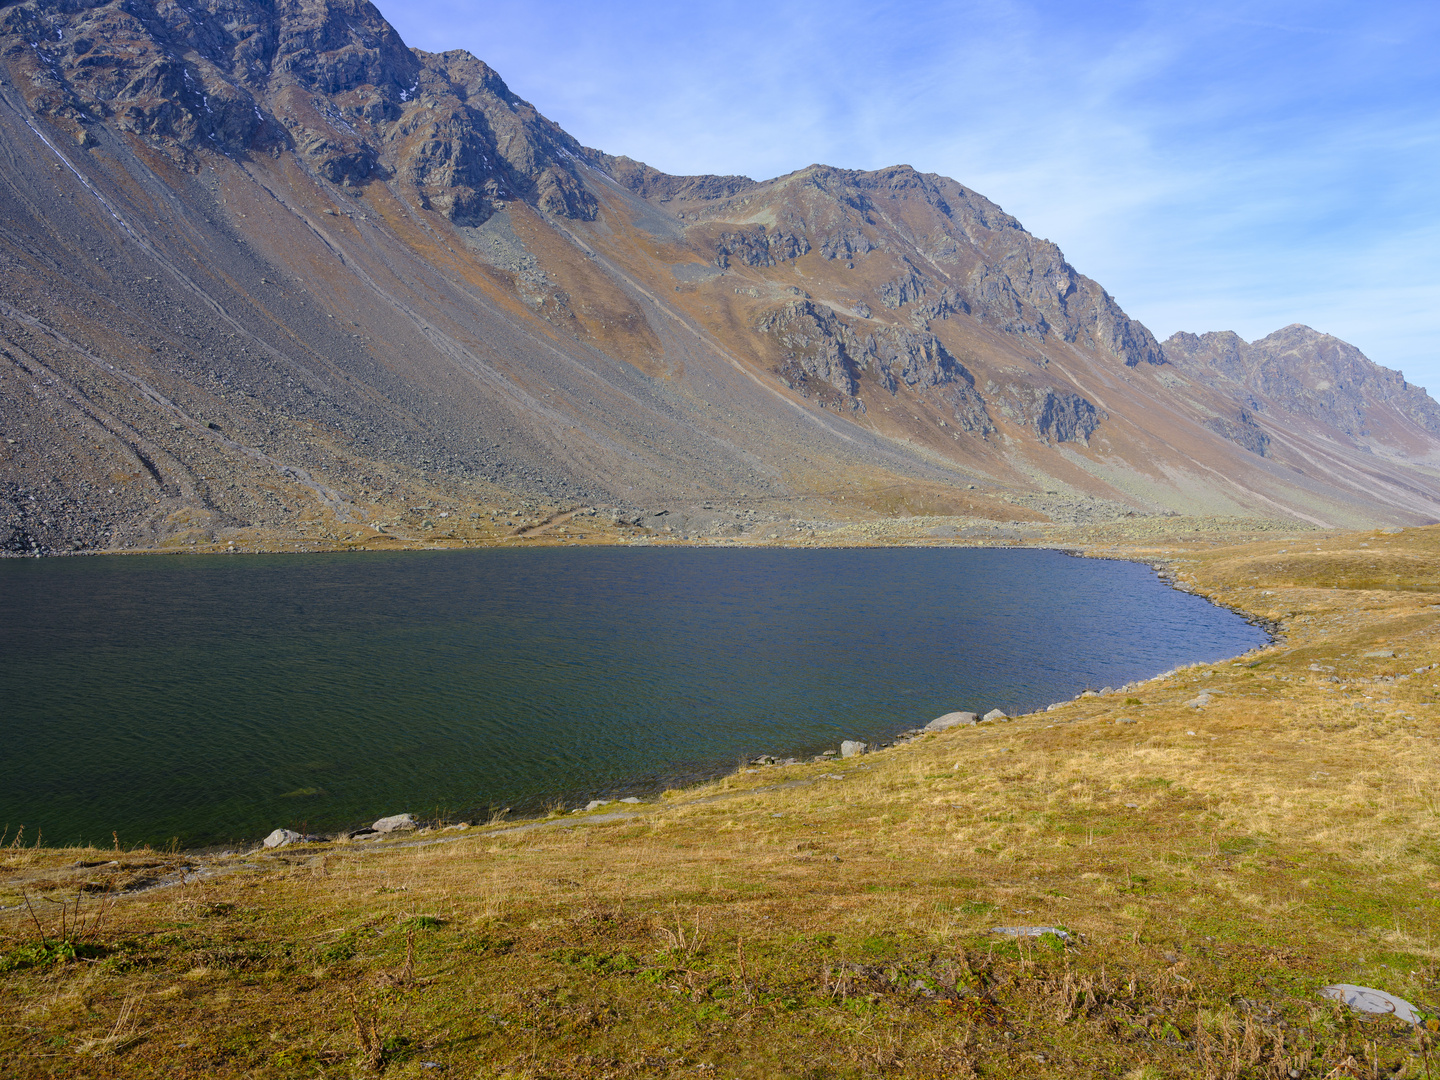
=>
[381,0,1440,392]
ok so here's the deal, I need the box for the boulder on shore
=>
[840,740,868,758]
[982,709,1008,722]
[263,828,305,849]
[372,813,418,833]
[925,711,978,732]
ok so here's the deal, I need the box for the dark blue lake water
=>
[0,547,1266,848]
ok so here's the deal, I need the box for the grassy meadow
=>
[3,523,1439,1078]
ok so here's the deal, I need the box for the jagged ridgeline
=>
[2,0,1439,555]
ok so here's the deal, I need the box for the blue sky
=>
[382,0,1440,393]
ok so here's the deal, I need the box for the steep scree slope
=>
[1,0,1438,555]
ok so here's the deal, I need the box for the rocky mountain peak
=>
[1,0,595,219]
[1163,325,1440,440]
[2,0,1438,560]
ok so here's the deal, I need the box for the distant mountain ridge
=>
[1,0,1437,555]
[1163,326,1440,441]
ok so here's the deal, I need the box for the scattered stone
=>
[821,749,838,757]
[840,740,868,758]
[992,926,1071,941]
[1185,693,1213,708]
[1080,690,1098,698]
[1320,984,1421,1024]
[1099,686,1114,694]
[441,822,472,831]
[925,711,978,732]
[372,813,418,833]
[1114,717,1136,724]
[982,709,1008,722]
[1362,649,1396,659]
[618,796,641,804]
[263,828,307,849]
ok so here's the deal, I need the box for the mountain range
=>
[2,0,1438,556]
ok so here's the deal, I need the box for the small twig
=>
[401,929,415,984]
[736,938,754,1005]
[20,889,47,940]
[83,880,119,941]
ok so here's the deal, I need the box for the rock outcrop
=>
[756,300,994,430]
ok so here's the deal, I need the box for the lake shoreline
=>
[5,523,1437,1078]
[3,542,1268,851]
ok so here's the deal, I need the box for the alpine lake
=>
[0,546,1268,849]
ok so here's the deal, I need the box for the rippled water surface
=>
[0,547,1266,847]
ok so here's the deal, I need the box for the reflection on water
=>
[0,547,1266,847]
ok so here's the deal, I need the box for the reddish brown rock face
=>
[0,0,1437,556]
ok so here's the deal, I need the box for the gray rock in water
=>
[982,709,1008,722]
[925,711,979,732]
[1320,984,1420,1024]
[372,813,418,833]
[840,740,868,758]
[263,828,305,849]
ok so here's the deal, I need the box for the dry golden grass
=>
[3,523,1440,1077]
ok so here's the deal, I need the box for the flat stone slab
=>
[1320,984,1420,1024]
[372,813,418,833]
[992,926,1071,941]
[840,740,868,758]
[925,711,978,732]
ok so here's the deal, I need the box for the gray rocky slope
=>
[1,0,1438,555]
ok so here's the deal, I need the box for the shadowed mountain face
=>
[2,0,1438,555]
